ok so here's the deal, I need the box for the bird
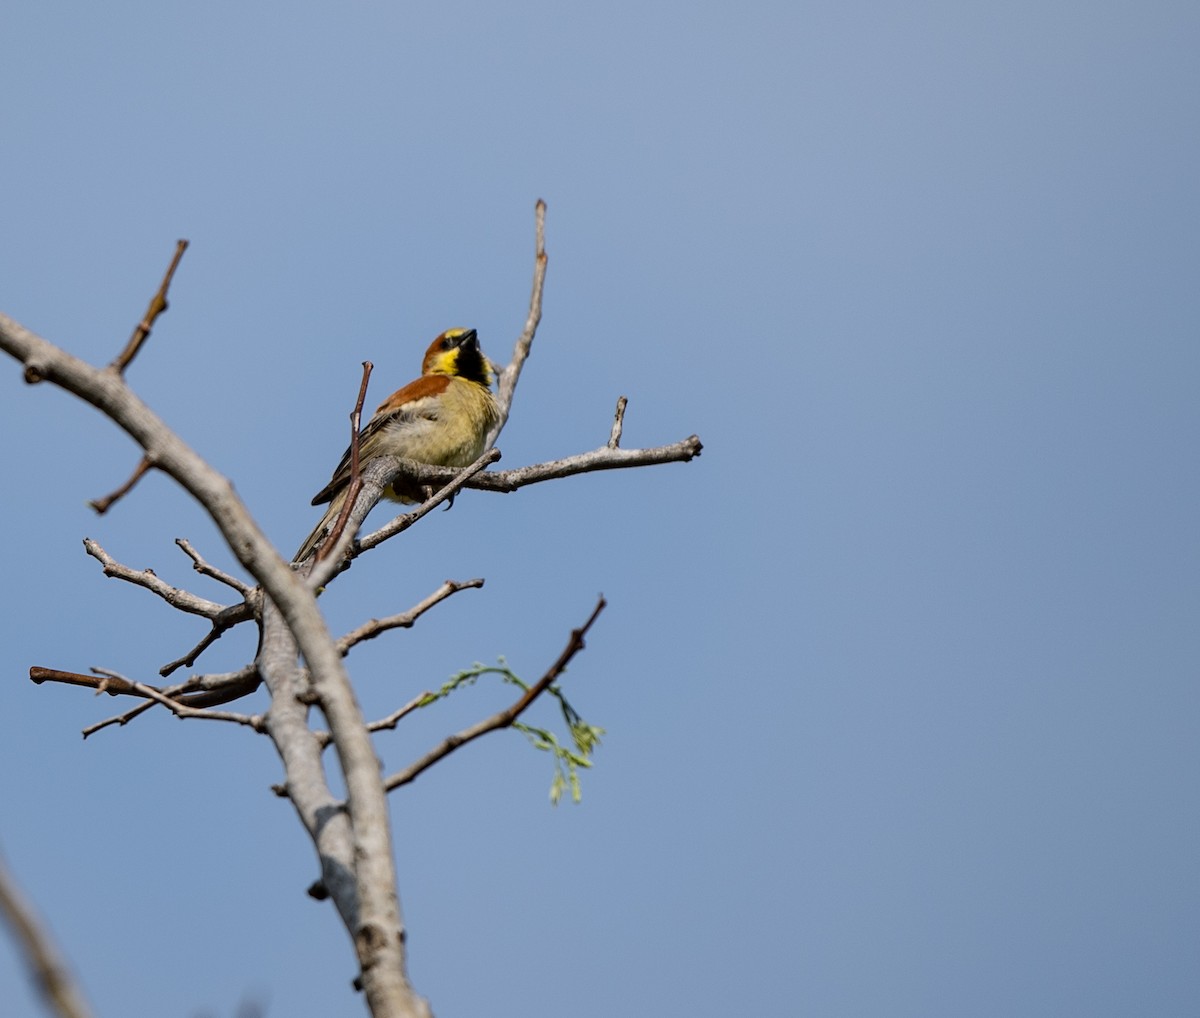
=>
[293,327,499,563]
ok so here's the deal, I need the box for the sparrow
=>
[294,328,499,562]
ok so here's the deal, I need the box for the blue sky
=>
[2,2,1199,1016]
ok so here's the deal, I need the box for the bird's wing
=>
[310,375,451,505]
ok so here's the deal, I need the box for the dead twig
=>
[366,694,430,735]
[131,680,265,731]
[316,691,431,749]
[159,599,258,677]
[83,538,228,618]
[81,664,261,738]
[82,538,256,674]
[88,455,153,514]
[338,578,485,655]
[488,198,547,447]
[175,538,254,596]
[31,663,262,737]
[82,701,157,738]
[110,239,188,375]
[608,396,628,449]
[366,434,702,501]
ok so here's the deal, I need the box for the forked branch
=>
[83,538,230,619]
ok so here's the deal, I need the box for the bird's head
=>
[422,328,494,387]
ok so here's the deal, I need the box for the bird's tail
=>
[293,490,348,564]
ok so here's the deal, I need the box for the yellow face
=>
[423,328,493,386]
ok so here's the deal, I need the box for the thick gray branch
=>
[0,310,429,1018]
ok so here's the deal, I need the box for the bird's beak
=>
[457,329,479,350]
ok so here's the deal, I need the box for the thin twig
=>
[175,538,254,596]
[88,455,153,514]
[487,198,547,447]
[337,578,485,655]
[158,622,224,676]
[110,239,188,375]
[318,361,373,564]
[131,681,264,731]
[366,694,430,734]
[82,701,157,738]
[608,396,628,449]
[316,691,431,749]
[0,853,95,1018]
[384,596,606,791]
[158,599,257,677]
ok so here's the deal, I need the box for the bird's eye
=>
[441,336,455,350]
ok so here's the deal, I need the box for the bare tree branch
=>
[87,455,152,514]
[80,538,259,678]
[80,664,261,738]
[338,578,485,655]
[158,599,258,677]
[130,679,265,731]
[366,694,429,735]
[81,700,157,738]
[82,538,228,618]
[0,852,94,1018]
[30,666,143,696]
[175,538,254,596]
[384,596,606,792]
[488,198,547,447]
[0,310,430,1017]
[315,691,431,749]
[81,537,257,676]
[83,667,260,729]
[110,238,188,375]
[370,433,702,499]
[608,396,628,448]
[30,664,261,707]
